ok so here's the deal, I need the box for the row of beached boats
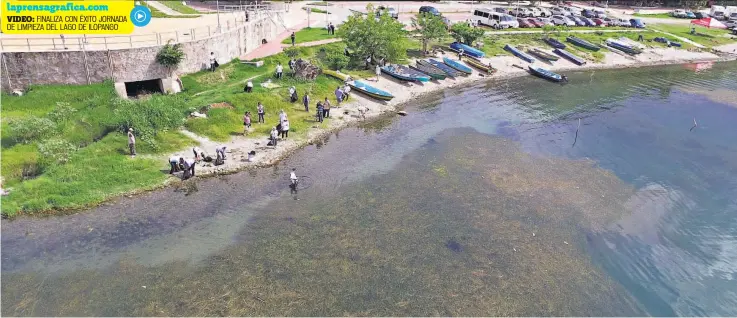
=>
[323,44,499,101]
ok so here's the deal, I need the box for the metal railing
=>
[0,3,285,52]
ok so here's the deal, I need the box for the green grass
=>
[144,2,200,18]
[1,42,365,217]
[309,7,330,14]
[281,27,337,44]
[632,12,677,19]
[157,0,200,14]
[650,23,737,47]
[308,1,332,6]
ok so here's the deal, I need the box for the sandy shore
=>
[167,46,735,182]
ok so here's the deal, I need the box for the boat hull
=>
[527,48,560,61]
[566,36,600,51]
[409,64,447,80]
[348,80,394,101]
[449,42,486,58]
[504,44,536,63]
[528,66,563,82]
[323,69,350,81]
[553,48,587,66]
[463,56,497,74]
[544,38,566,49]
[442,57,473,74]
[381,65,431,82]
[605,40,642,55]
[421,59,462,77]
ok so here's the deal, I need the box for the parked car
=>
[473,9,519,29]
[536,17,555,26]
[499,14,520,28]
[603,17,617,25]
[570,15,586,26]
[377,6,398,19]
[582,9,597,18]
[551,7,570,16]
[419,6,440,16]
[528,7,543,17]
[725,19,737,29]
[493,7,508,14]
[517,17,533,27]
[593,9,607,18]
[616,18,631,27]
[694,12,708,18]
[671,9,686,18]
[581,17,596,26]
[509,7,533,17]
[527,18,544,27]
[592,18,606,26]
[685,11,696,18]
[565,6,583,16]
[629,18,646,28]
[552,15,576,26]
[538,7,552,17]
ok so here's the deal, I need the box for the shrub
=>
[450,22,485,45]
[156,41,185,76]
[323,48,349,70]
[111,95,188,151]
[7,116,56,144]
[38,138,77,165]
[48,102,77,122]
[284,47,300,58]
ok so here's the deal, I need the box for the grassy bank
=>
[650,23,737,47]
[1,43,358,217]
[281,27,337,44]
[632,12,676,19]
[157,0,200,14]
[309,7,330,14]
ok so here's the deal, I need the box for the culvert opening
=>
[125,79,164,97]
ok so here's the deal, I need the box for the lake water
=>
[3,62,737,316]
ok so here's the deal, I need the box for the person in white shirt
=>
[375,64,381,81]
[280,119,290,139]
[216,145,227,160]
[270,127,279,148]
[290,168,298,186]
[279,109,287,125]
[209,52,218,72]
[244,79,253,93]
[342,84,351,100]
[192,147,202,162]
[169,156,180,174]
[276,63,284,79]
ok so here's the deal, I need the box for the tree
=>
[411,12,448,53]
[336,4,409,63]
[323,48,349,70]
[450,22,485,45]
[156,41,185,77]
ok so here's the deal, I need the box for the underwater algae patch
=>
[1,129,642,316]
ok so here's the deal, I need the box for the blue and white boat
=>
[504,44,536,63]
[442,57,473,74]
[348,80,394,101]
[553,48,587,66]
[381,65,431,82]
[449,42,486,58]
[528,65,564,82]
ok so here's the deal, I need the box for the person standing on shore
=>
[270,127,279,148]
[342,84,351,101]
[169,155,180,174]
[290,32,296,46]
[280,119,290,139]
[458,48,464,60]
[127,128,136,157]
[303,93,310,112]
[216,145,227,160]
[375,64,381,82]
[316,101,324,123]
[243,111,251,135]
[334,86,344,107]
[257,102,265,123]
[323,97,331,118]
[279,109,288,125]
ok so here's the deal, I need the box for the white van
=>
[711,5,726,19]
[473,9,519,28]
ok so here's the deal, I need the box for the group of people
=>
[327,22,336,35]
[269,109,291,148]
[168,145,229,180]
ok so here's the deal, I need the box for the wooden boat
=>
[442,57,473,74]
[462,56,497,74]
[504,44,536,63]
[527,48,560,61]
[449,42,486,58]
[528,65,564,82]
[348,80,394,101]
[381,64,431,82]
[566,36,600,51]
[409,62,447,80]
[553,48,587,66]
[323,69,350,81]
[543,38,566,49]
[605,39,642,55]
[420,59,463,77]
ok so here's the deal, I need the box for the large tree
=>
[450,22,485,45]
[411,12,448,53]
[337,4,409,63]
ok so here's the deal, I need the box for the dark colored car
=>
[570,15,586,26]
[580,17,596,26]
[527,18,544,27]
[517,17,533,27]
[629,18,646,28]
[419,6,440,16]
[582,9,597,18]
[494,7,507,14]
[694,12,708,18]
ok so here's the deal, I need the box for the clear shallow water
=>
[2,62,737,316]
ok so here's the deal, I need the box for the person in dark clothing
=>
[303,93,310,112]
[257,102,265,123]
[290,32,296,46]
[316,101,324,123]
[344,47,350,57]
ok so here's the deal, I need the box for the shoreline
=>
[7,48,736,218]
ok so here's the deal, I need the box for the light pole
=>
[216,0,221,31]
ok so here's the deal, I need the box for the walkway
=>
[146,1,184,15]
[281,38,343,48]
[240,21,309,60]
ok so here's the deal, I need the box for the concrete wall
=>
[1,13,282,92]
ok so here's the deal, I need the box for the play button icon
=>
[130,5,152,27]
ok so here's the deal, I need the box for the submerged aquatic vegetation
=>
[1,129,642,316]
